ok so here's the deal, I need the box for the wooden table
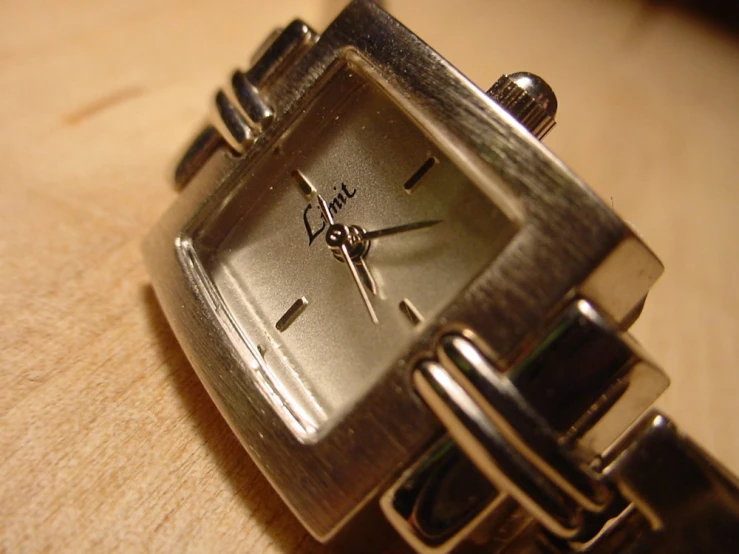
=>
[2,0,737,551]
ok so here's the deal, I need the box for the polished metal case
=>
[144,0,664,542]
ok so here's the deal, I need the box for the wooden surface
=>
[2,0,738,551]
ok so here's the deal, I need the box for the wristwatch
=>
[143,1,739,552]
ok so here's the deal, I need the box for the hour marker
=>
[276,297,309,332]
[403,156,438,193]
[292,169,316,198]
[399,299,423,326]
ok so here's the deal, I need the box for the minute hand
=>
[359,220,441,242]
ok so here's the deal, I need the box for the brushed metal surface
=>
[143,0,660,540]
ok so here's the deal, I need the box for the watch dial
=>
[192,65,519,439]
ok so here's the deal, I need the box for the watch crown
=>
[487,72,557,140]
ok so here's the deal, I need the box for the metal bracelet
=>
[412,300,739,552]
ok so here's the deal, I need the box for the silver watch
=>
[144,2,739,552]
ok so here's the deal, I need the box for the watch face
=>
[188,64,519,440]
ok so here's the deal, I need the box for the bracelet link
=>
[394,298,738,552]
[209,19,316,153]
[173,19,317,188]
[585,411,739,553]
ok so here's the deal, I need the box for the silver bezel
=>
[144,0,659,540]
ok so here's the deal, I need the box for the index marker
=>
[292,169,316,199]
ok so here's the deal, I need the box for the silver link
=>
[595,411,739,553]
[210,19,316,152]
[413,295,664,543]
[404,297,668,549]
[173,19,317,187]
[212,89,255,152]
[509,299,668,452]
[413,299,739,552]
[230,70,274,129]
[414,358,585,539]
[393,298,666,552]
[436,334,612,515]
[379,437,504,553]
[244,19,315,88]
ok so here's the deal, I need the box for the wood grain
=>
[1,0,737,551]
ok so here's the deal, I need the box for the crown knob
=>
[487,72,557,140]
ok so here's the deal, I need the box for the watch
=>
[143,1,739,552]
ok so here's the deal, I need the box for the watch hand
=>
[316,193,336,226]
[316,194,378,324]
[356,257,378,296]
[340,243,379,324]
[358,220,441,242]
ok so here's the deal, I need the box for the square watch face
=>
[185,64,519,440]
